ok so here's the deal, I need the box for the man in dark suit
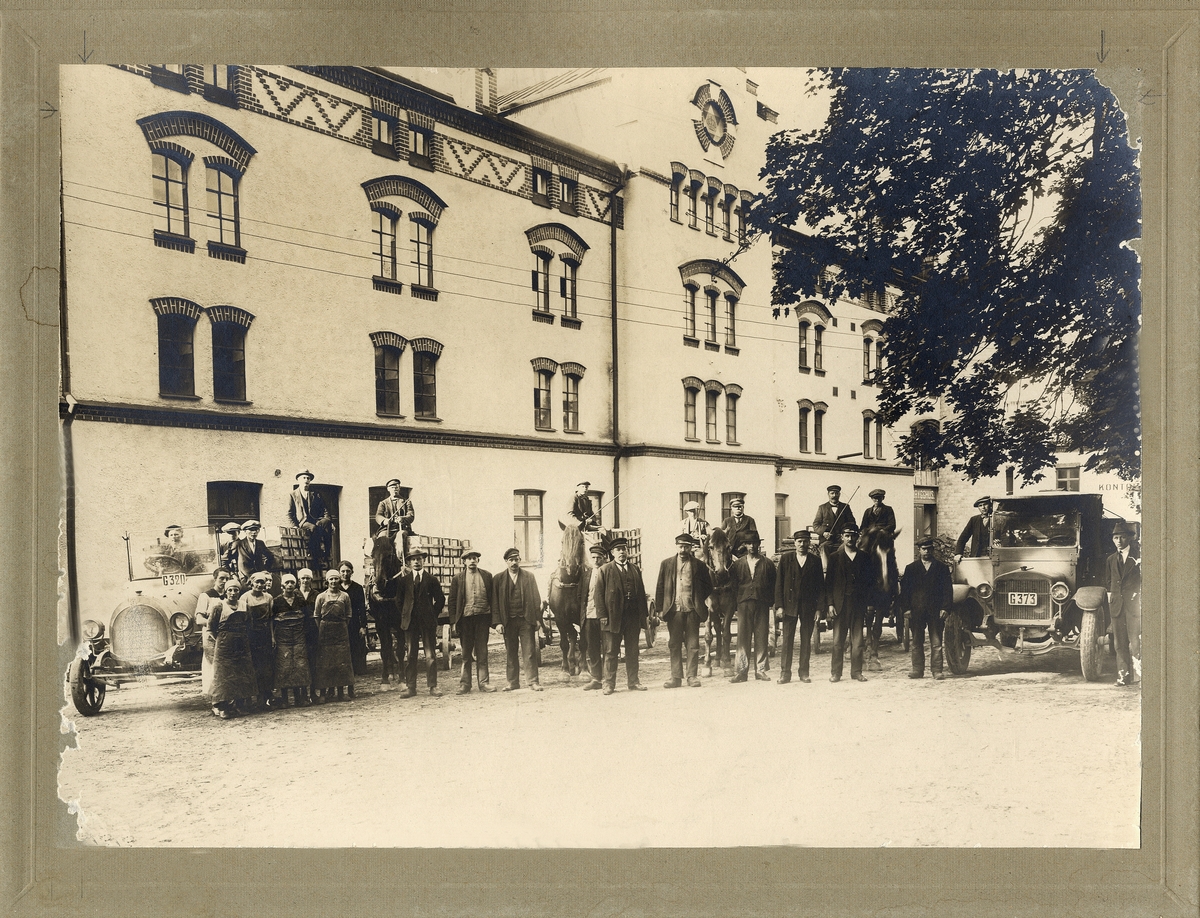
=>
[491,548,543,691]
[954,496,993,560]
[728,530,777,682]
[826,524,873,682]
[222,520,276,583]
[720,497,758,556]
[565,481,599,531]
[900,537,954,679]
[397,548,445,697]
[375,478,415,557]
[1107,521,1142,686]
[655,533,714,688]
[287,470,333,571]
[773,528,825,683]
[338,560,370,676]
[594,536,649,695]
[447,548,497,694]
[813,485,858,560]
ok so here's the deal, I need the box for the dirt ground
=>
[58,625,1141,848]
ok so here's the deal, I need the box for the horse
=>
[546,523,587,676]
[368,533,405,685]
[697,527,737,677]
[857,524,902,671]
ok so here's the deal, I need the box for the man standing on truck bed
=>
[954,496,993,561]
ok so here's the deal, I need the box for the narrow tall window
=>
[563,374,580,432]
[798,407,810,452]
[680,492,706,520]
[814,325,824,371]
[876,339,885,376]
[722,200,733,240]
[876,419,884,460]
[532,169,551,206]
[373,210,398,280]
[798,322,809,369]
[775,494,790,554]
[206,165,240,246]
[725,297,737,347]
[207,481,261,532]
[704,193,715,234]
[212,321,246,402]
[736,206,746,244]
[152,152,189,238]
[705,390,719,442]
[561,260,577,318]
[559,177,577,215]
[158,313,196,397]
[534,370,553,429]
[863,417,873,458]
[375,345,401,416]
[513,491,544,566]
[684,285,697,338]
[204,65,232,90]
[411,219,434,288]
[725,393,738,443]
[533,254,551,313]
[863,338,873,381]
[669,179,681,222]
[705,291,718,343]
[684,387,698,439]
[814,408,825,453]
[409,127,434,170]
[413,352,438,418]
[686,185,698,228]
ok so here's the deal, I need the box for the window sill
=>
[532,194,552,209]
[203,84,238,108]
[724,345,740,356]
[408,153,435,172]
[534,426,555,433]
[411,284,439,302]
[376,412,407,420]
[726,440,741,447]
[414,415,443,423]
[213,398,253,406]
[208,241,246,263]
[154,230,195,254]
[373,276,404,295]
[705,439,721,445]
[373,139,400,160]
[688,223,700,231]
[722,233,734,243]
[561,316,582,330]
[798,366,811,374]
[704,341,720,352]
[670,217,682,225]
[150,68,191,94]
[706,228,718,237]
[558,202,578,217]
[684,437,701,443]
[798,448,811,454]
[814,369,826,377]
[683,336,700,348]
[563,429,585,435]
[159,392,201,401]
[532,310,555,325]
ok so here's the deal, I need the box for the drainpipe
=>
[609,167,628,527]
[59,163,81,645]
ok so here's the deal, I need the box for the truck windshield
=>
[991,509,1079,548]
[126,526,219,580]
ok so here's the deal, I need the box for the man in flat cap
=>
[813,485,858,561]
[375,478,415,559]
[860,488,901,663]
[728,530,777,682]
[447,548,496,694]
[656,533,713,688]
[288,470,333,572]
[774,529,826,683]
[826,524,872,682]
[594,537,649,694]
[397,548,445,697]
[222,520,275,584]
[900,537,954,679]
[955,496,993,561]
[564,481,599,531]
[579,541,609,689]
[721,497,758,556]
[492,548,543,691]
[1107,521,1142,686]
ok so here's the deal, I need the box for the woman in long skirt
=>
[240,572,276,709]
[207,579,258,718]
[297,568,320,696]
[193,567,231,697]
[272,573,312,706]
[313,569,355,702]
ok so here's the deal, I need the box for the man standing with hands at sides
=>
[955,496,993,561]
[594,537,649,695]
[721,497,758,556]
[447,548,496,694]
[727,530,777,683]
[398,548,445,698]
[656,533,713,688]
[492,548,543,691]
[579,542,609,690]
[900,537,954,679]
[339,561,370,677]
[826,524,872,682]
[375,478,415,558]
[813,485,858,562]
[288,470,333,572]
[774,529,825,684]
[1108,521,1142,687]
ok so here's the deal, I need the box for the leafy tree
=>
[751,69,1140,483]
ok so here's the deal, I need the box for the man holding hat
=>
[900,537,954,679]
[287,470,333,571]
[1107,521,1142,686]
[222,520,275,583]
[655,533,714,688]
[447,548,496,693]
[728,530,777,682]
[579,541,609,689]
[594,537,649,694]
[721,497,758,556]
[813,485,858,559]
[826,525,872,682]
[397,547,446,697]
[955,496,993,561]
[492,548,543,691]
[565,481,599,531]
[375,478,415,557]
[774,529,826,683]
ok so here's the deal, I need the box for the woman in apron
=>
[272,573,312,706]
[207,579,258,718]
[312,569,355,702]
[193,567,230,697]
[240,572,276,710]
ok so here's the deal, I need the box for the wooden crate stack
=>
[412,534,473,584]
[274,526,310,575]
[582,528,642,570]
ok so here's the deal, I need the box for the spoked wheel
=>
[67,658,106,716]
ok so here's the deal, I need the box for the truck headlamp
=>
[169,612,192,634]
[976,582,993,600]
[82,619,104,640]
[1050,582,1070,602]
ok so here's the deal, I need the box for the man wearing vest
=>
[594,537,649,695]
[375,478,415,558]
[447,549,497,694]
[655,533,714,688]
[397,548,445,698]
[287,470,333,572]
[773,528,826,683]
[900,536,954,679]
[813,484,858,560]
[492,548,543,691]
[728,530,777,683]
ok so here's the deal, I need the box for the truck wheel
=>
[943,609,972,675]
[1079,610,1103,682]
[68,658,105,716]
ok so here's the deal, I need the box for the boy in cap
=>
[680,500,710,549]
[655,533,713,688]
[447,548,496,693]
[728,530,776,682]
[900,537,954,679]
[491,548,543,691]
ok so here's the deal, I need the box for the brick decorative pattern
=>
[682,376,704,390]
[206,304,255,327]
[408,336,443,357]
[246,67,365,142]
[150,140,194,164]
[678,259,746,297]
[725,383,744,397]
[441,135,527,195]
[361,175,447,222]
[207,241,247,263]
[369,331,408,352]
[524,223,590,260]
[530,357,558,374]
[703,379,725,393]
[203,154,244,176]
[532,311,555,325]
[136,111,257,171]
[559,361,586,378]
[794,301,833,323]
[150,296,204,320]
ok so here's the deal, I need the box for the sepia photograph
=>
[50,62,1147,850]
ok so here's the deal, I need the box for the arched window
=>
[798,321,809,369]
[410,337,443,419]
[410,216,434,291]
[535,370,553,429]
[151,297,203,398]
[362,176,446,299]
[372,206,400,286]
[561,258,579,320]
[686,181,699,229]
[795,303,831,372]
[705,389,719,441]
[532,249,552,315]
[797,398,814,453]
[862,411,875,459]
[814,325,824,371]
[863,337,873,382]
[679,260,746,352]
[725,384,742,444]
[814,403,827,454]
[152,147,191,240]
[207,305,254,403]
[705,290,719,344]
[683,283,698,339]
[876,419,885,461]
[525,223,590,329]
[371,331,407,418]
[683,377,703,440]
[725,295,738,347]
[204,157,243,254]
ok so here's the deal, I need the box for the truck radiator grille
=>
[111,604,170,662]
[994,578,1052,622]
